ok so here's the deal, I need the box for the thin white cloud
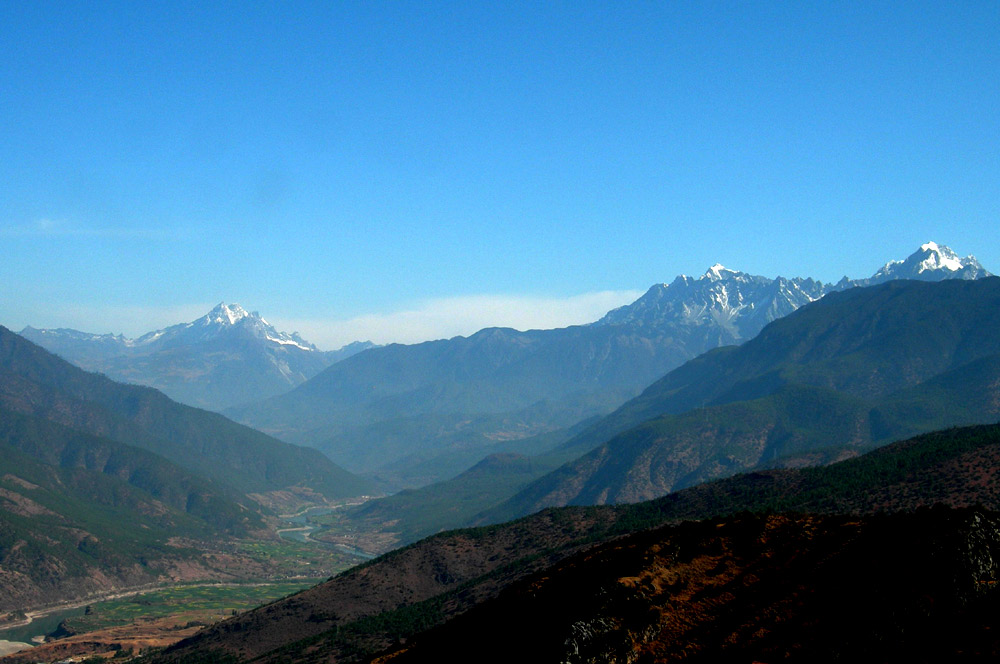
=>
[1,218,185,240]
[272,290,644,350]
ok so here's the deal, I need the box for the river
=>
[276,507,376,560]
[0,606,86,644]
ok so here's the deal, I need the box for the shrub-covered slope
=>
[0,409,264,611]
[154,422,1000,663]
[0,325,372,499]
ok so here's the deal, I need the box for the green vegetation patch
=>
[62,581,324,635]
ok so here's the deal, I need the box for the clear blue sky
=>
[3,1,998,347]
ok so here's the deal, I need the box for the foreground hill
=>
[21,303,376,411]
[380,508,1000,663]
[486,277,1000,520]
[0,326,373,501]
[229,243,989,489]
[153,422,1000,663]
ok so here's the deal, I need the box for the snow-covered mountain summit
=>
[20,304,374,411]
[859,241,990,285]
[596,266,827,349]
[200,301,253,326]
[141,302,319,351]
[595,242,990,352]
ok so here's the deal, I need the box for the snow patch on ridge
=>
[264,333,314,351]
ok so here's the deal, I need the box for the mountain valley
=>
[228,242,990,491]
[4,242,999,663]
[0,326,373,618]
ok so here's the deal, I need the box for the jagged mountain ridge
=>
[483,277,1000,520]
[21,303,377,411]
[228,242,990,490]
[596,241,988,345]
[595,266,830,349]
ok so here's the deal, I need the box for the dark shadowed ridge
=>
[153,422,1000,663]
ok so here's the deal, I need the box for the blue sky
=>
[3,1,998,347]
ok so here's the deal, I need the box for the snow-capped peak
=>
[866,242,989,285]
[703,263,734,281]
[152,302,321,351]
[915,241,964,273]
[203,302,252,326]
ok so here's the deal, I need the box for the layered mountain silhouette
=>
[484,276,1000,521]
[9,243,999,659]
[21,303,375,411]
[225,242,987,490]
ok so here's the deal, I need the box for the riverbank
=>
[0,640,32,657]
[0,583,164,634]
[0,580,326,663]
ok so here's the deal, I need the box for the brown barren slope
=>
[380,509,1000,663]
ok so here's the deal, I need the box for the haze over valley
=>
[3,2,1000,662]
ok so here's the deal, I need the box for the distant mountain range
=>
[16,242,992,494]
[594,241,989,345]
[483,276,1000,522]
[7,242,998,659]
[337,272,1000,550]
[20,303,376,411]
[226,242,990,488]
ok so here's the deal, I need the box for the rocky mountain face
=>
[229,243,990,489]
[484,277,1000,521]
[152,423,1000,663]
[20,303,376,411]
[596,240,989,348]
[594,265,830,350]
